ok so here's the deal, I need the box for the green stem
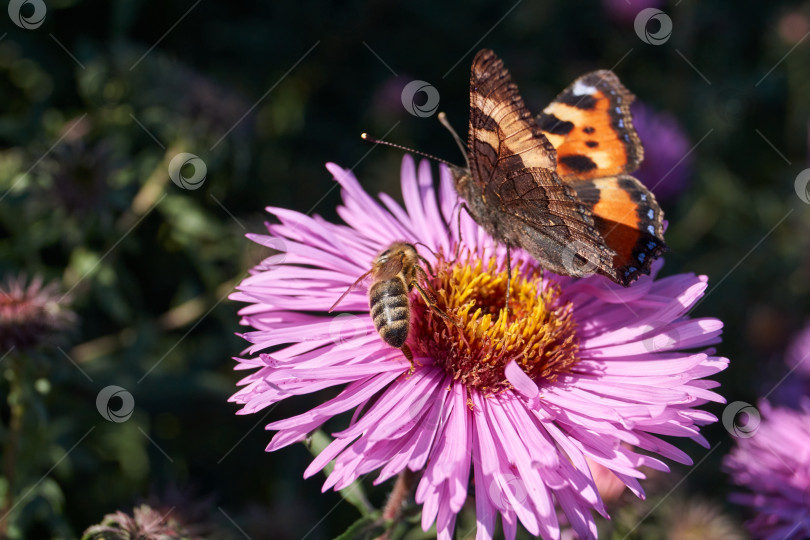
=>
[0,355,23,540]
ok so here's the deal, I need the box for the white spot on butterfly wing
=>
[572,80,597,96]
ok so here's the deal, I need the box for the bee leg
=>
[412,282,460,327]
[412,267,438,302]
[415,252,436,278]
[401,344,415,373]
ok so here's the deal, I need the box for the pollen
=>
[411,252,580,393]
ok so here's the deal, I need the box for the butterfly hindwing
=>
[537,70,643,180]
[497,167,620,276]
[571,175,666,285]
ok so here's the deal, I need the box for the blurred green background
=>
[1,0,809,538]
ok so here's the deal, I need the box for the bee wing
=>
[375,256,405,281]
[328,269,373,312]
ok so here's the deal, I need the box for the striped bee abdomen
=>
[369,278,410,348]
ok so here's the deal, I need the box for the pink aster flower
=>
[229,156,728,540]
[724,400,810,540]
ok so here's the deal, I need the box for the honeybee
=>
[330,242,455,368]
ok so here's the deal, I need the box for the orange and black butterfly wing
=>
[537,70,643,180]
[464,49,617,277]
[571,175,666,285]
[537,70,667,283]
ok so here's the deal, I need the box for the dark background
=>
[1,0,809,538]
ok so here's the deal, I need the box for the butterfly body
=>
[453,49,667,286]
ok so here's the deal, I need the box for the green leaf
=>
[308,429,375,516]
[332,513,385,540]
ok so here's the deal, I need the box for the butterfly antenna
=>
[438,112,469,169]
[360,133,454,167]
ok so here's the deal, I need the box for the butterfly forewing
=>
[469,50,556,176]
[538,70,643,180]
[459,49,617,278]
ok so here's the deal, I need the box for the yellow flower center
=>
[411,252,580,393]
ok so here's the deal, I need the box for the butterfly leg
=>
[451,202,474,264]
[505,245,512,317]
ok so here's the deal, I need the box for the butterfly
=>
[449,49,666,286]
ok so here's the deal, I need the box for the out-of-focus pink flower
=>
[0,275,75,351]
[602,0,665,24]
[724,400,810,540]
[787,321,810,377]
[585,457,627,504]
[82,504,206,540]
[632,102,694,203]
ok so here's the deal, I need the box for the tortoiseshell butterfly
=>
[449,49,666,285]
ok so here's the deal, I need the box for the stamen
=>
[410,251,580,393]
